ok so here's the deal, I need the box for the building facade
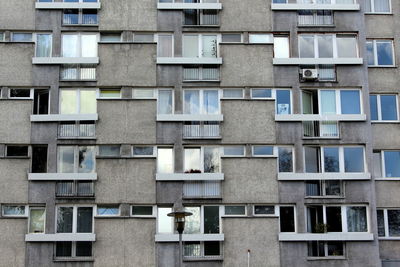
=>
[0,0,399,266]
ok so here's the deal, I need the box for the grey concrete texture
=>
[0,44,34,86]
[0,0,35,30]
[0,219,26,267]
[0,159,29,203]
[0,100,31,143]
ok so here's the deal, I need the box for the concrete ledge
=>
[32,57,99,65]
[273,58,363,65]
[25,233,96,242]
[157,57,222,65]
[375,178,400,181]
[279,233,373,241]
[35,2,101,9]
[158,3,222,9]
[31,114,98,122]
[28,173,97,181]
[271,3,359,10]
[275,114,366,122]
[156,173,224,181]
[155,234,224,242]
[278,172,371,181]
[157,114,223,121]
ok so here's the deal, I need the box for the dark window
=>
[327,241,344,256]
[326,207,342,232]
[388,210,400,237]
[280,206,295,232]
[56,242,72,257]
[6,145,28,157]
[204,241,220,256]
[225,206,246,215]
[33,89,49,115]
[132,206,153,216]
[9,89,31,98]
[377,210,385,237]
[77,207,93,233]
[76,242,92,257]
[278,147,293,172]
[254,205,275,215]
[31,145,48,173]
[57,207,73,233]
[204,206,219,234]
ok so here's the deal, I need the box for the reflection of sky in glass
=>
[184,207,201,234]
[369,95,378,120]
[184,148,201,172]
[323,147,339,172]
[203,90,219,114]
[388,210,400,236]
[3,206,25,215]
[62,35,78,57]
[58,146,74,173]
[60,90,77,114]
[377,42,393,65]
[381,95,397,120]
[184,91,200,114]
[384,151,400,177]
[318,35,333,58]
[299,35,314,58]
[158,90,172,114]
[157,207,173,233]
[157,148,173,173]
[79,146,95,173]
[36,34,52,57]
[276,90,291,114]
[340,90,360,114]
[97,207,119,216]
[204,147,220,173]
[344,147,364,172]
[366,42,374,65]
[320,90,336,115]
[253,146,274,156]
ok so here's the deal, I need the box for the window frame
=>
[156,33,174,57]
[248,33,274,44]
[57,145,96,173]
[222,146,245,157]
[131,205,156,218]
[221,89,244,99]
[8,88,34,99]
[365,0,392,14]
[377,208,400,238]
[55,205,95,234]
[132,88,156,99]
[97,145,121,157]
[62,9,98,26]
[307,241,346,259]
[99,32,122,43]
[96,205,120,217]
[28,206,46,234]
[132,146,157,158]
[183,146,222,173]
[305,180,344,198]
[182,89,221,115]
[5,145,30,158]
[251,145,276,157]
[277,146,295,173]
[380,150,400,178]
[34,33,53,57]
[1,205,28,217]
[11,32,33,42]
[157,89,174,115]
[97,89,121,99]
[54,241,93,260]
[366,39,395,67]
[157,147,175,174]
[59,88,97,114]
[181,205,223,235]
[182,33,221,59]
[253,205,278,217]
[370,94,399,122]
[223,205,247,217]
[278,205,297,232]
[61,32,99,58]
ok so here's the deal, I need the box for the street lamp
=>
[168,209,192,267]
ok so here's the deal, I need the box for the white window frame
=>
[59,88,97,114]
[1,205,28,217]
[381,151,400,178]
[223,205,247,217]
[132,146,157,158]
[377,208,400,238]
[365,0,392,14]
[182,205,223,234]
[367,40,395,67]
[248,33,274,44]
[250,88,273,100]
[253,205,278,217]
[222,146,245,157]
[132,88,156,99]
[28,206,46,234]
[278,205,297,232]
[55,205,95,234]
[95,205,120,217]
[370,94,399,122]
[61,32,99,58]
[157,206,174,234]
[183,146,222,173]
[157,89,175,114]
[97,88,122,99]
[221,88,244,99]
[251,145,277,157]
[57,145,96,173]
[8,88,34,99]
[131,205,156,218]
[34,33,53,57]
[277,146,295,173]
[156,33,174,57]
[182,33,221,58]
[182,89,221,115]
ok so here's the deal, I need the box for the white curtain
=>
[157,35,173,57]
[347,207,367,232]
[374,0,390,12]
[320,90,336,115]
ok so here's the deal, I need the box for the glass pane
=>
[202,35,217,58]
[203,90,219,114]
[325,180,341,196]
[100,34,121,42]
[306,181,321,196]
[320,90,336,115]
[249,34,273,44]
[204,242,220,256]
[12,33,32,42]
[225,206,246,215]
[29,208,45,233]
[280,207,295,232]
[63,9,79,24]
[374,0,390,12]
[381,95,398,120]
[384,151,400,177]
[254,205,275,215]
[184,148,201,172]
[318,35,333,58]
[183,35,199,57]
[223,89,243,98]
[299,35,315,58]
[276,90,291,115]
[221,34,241,43]
[60,90,77,114]
[98,145,120,157]
[134,34,154,42]
[347,207,367,232]
[369,95,378,120]
[223,146,244,156]
[133,89,154,98]
[157,207,173,233]
[252,89,272,98]
[78,146,95,173]
[344,147,364,172]
[157,35,173,57]
[337,36,357,58]
[158,90,173,114]
[327,242,344,256]
[58,146,75,173]
[204,206,219,234]
[253,146,274,156]
[77,207,93,233]
[184,90,200,114]
[132,206,153,216]
[76,242,92,257]
[62,34,78,57]
[323,147,339,172]
[326,207,342,232]
[3,206,25,216]
[57,207,73,233]
[79,90,97,114]
[81,35,97,57]
[10,89,31,98]
[97,206,119,216]
[184,242,201,257]
[302,91,313,114]
[366,42,375,65]
[184,207,201,234]
[377,210,385,237]
[56,242,72,257]
[274,36,289,58]
[305,147,320,173]
[341,90,360,114]
[388,210,400,236]
[6,146,28,156]
[133,147,154,156]
[99,90,120,98]
[36,34,52,57]
[278,147,293,172]
[204,147,220,173]
[157,148,174,173]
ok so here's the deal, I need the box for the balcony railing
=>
[298,11,333,26]
[183,181,221,198]
[183,67,220,81]
[60,65,96,80]
[183,123,220,138]
[63,13,98,25]
[82,14,98,25]
[56,181,94,197]
[58,123,95,138]
[303,120,339,138]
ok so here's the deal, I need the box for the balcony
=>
[28,173,97,181]
[156,173,224,181]
[271,2,359,11]
[32,57,99,65]
[63,12,98,26]
[155,234,224,242]
[298,11,334,26]
[30,113,98,122]
[58,123,95,139]
[183,67,220,81]
[60,65,96,81]
[35,2,101,9]
[277,172,371,181]
[273,57,362,65]
[275,114,366,122]
[56,181,94,198]
[183,123,221,139]
[157,57,222,65]
[183,181,221,199]
[278,232,373,241]
[157,2,222,10]
[157,114,223,122]
[303,120,339,138]
[25,233,95,242]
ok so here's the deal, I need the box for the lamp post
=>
[167,209,192,267]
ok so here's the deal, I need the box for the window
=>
[184,147,220,173]
[0,32,4,41]
[56,181,94,197]
[370,95,398,121]
[55,242,92,259]
[157,148,174,173]
[365,0,391,13]
[97,205,119,216]
[184,89,220,115]
[60,65,96,80]
[274,36,290,58]
[57,146,95,173]
[221,34,241,43]
[131,206,154,217]
[62,33,98,57]
[157,207,174,233]
[308,241,344,258]
[132,146,156,157]
[306,180,343,197]
[276,89,291,115]
[224,206,246,216]
[183,34,219,58]
[183,66,220,81]
[278,147,294,173]
[223,146,245,157]
[252,145,274,157]
[184,9,219,26]
[300,65,336,82]
[366,40,394,66]
[63,9,98,25]
[60,89,97,114]
[222,89,244,99]
[35,33,52,57]
[184,241,221,258]
[382,151,400,178]
[31,145,48,173]
[377,209,400,237]
[307,205,368,233]
[6,145,29,157]
[298,10,333,26]
[11,33,32,42]
[134,34,154,43]
[99,89,121,98]
[9,88,32,99]
[100,33,121,42]
[302,89,361,115]
[33,89,50,115]
[254,205,276,216]
[56,206,93,233]
[249,34,273,44]
[157,34,173,57]
[183,206,220,234]
[98,145,120,157]
[299,34,358,58]
[251,89,272,99]
[29,207,46,233]
[280,206,295,232]
[2,205,27,217]
[273,0,287,2]
[38,0,53,2]
[133,89,155,99]
[157,89,173,114]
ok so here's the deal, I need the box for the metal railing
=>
[56,181,94,197]
[201,11,218,25]
[63,14,79,25]
[183,67,220,81]
[63,13,98,25]
[59,123,95,138]
[318,65,336,81]
[183,181,220,198]
[298,11,333,26]
[82,14,98,25]
[60,66,96,80]
[303,120,339,138]
[183,123,220,138]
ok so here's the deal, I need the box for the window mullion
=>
[377,95,382,121]
[320,146,325,173]
[74,146,79,173]
[341,206,348,232]
[332,35,338,58]
[339,147,345,173]
[381,151,386,177]
[200,206,204,234]
[73,206,77,233]
[336,90,341,115]
[384,209,389,237]
[314,35,318,58]
[323,206,327,224]
[373,41,378,66]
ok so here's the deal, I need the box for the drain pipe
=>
[247,249,251,267]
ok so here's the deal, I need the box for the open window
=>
[31,145,48,173]
[33,89,49,115]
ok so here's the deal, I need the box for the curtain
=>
[158,90,172,114]
[320,90,336,115]
[184,90,200,114]
[347,207,367,232]
[29,208,45,233]
[62,34,78,57]
[183,35,199,57]
[374,0,390,12]
[36,34,52,57]
[203,90,219,114]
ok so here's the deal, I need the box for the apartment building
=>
[0,0,398,266]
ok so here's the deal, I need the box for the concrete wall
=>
[375,182,400,207]
[0,44,33,86]
[0,159,29,203]
[0,219,26,267]
[379,241,400,261]
[0,0,35,30]
[0,100,31,144]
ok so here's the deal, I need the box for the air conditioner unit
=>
[302,69,318,80]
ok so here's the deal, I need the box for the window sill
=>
[183,257,223,262]
[182,25,220,28]
[371,121,400,124]
[378,237,400,240]
[58,137,96,140]
[297,25,335,28]
[62,24,99,27]
[364,12,392,15]
[183,80,221,82]
[53,257,94,262]
[368,65,396,68]
[3,156,30,159]
[305,196,345,199]
[60,79,97,82]
[375,178,400,181]
[307,257,346,261]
